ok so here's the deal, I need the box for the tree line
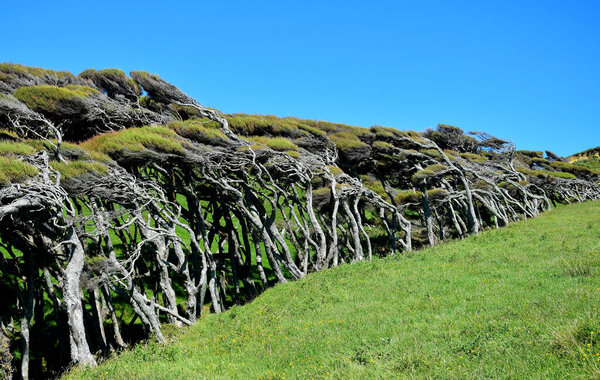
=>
[0,64,598,379]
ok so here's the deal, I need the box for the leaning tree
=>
[0,63,598,379]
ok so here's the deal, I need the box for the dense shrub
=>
[0,141,37,155]
[13,85,96,116]
[459,152,487,163]
[80,68,141,100]
[0,63,72,79]
[422,124,478,153]
[247,136,299,151]
[0,156,38,185]
[411,164,447,182]
[550,161,600,179]
[372,141,395,151]
[329,132,368,151]
[50,160,108,180]
[168,119,227,144]
[572,156,600,171]
[394,190,421,204]
[517,150,544,159]
[517,167,576,179]
[83,126,183,156]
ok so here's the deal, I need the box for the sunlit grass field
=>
[66,200,600,379]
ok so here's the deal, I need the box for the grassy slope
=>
[67,201,600,379]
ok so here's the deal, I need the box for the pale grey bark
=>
[62,227,97,366]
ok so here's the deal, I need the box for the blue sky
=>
[3,0,599,156]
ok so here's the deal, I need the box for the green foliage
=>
[0,156,38,185]
[370,125,423,141]
[518,150,544,159]
[87,150,112,163]
[225,114,350,139]
[298,124,327,137]
[497,181,515,189]
[0,141,37,156]
[12,85,97,114]
[530,157,551,169]
[549,161,572,171]
[360,175,387,198]
[0,63,72,79]
[65,201,600,379]
[97,68,125,77]
[225,114,374,143]
[394,190,421,204]
[474,180,492,190]
[329,132,369,152]
[227,114,304,137]
[22,139,58,152]
[247,136,299,151]
[0,129,18,140]
[50,160,108,180]
[129,71,164,83]
[531,157,549,164]
[517,168,576,180]
[0,140,39,186]
[572,156,600,171]
[315,121,369,137]
[18,139,112,164]
[63,85,98,97]
[411,164,447,182]
[569,147,600,161]
[312,186,331,197]
[167,119,227,144]
[372,141,395,151]
[422,124,478,153]
[426,188,447,200]
[443,149,459,161]
[423,149,443,159]
[83,126,183,156]
[80,68,142,97]
[284,150,300,158]
[311,186,332,208]
[326,165,344,176]
[550,161,600,178]
[172,104,202,120]
[459,152,487,163]
[370,125,396,136]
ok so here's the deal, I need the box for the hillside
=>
[569,146,600,171]
[0,63,599,379]
[66,200,600,379]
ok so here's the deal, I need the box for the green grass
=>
[66,201,600,379]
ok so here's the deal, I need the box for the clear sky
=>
[3,0,599,156]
